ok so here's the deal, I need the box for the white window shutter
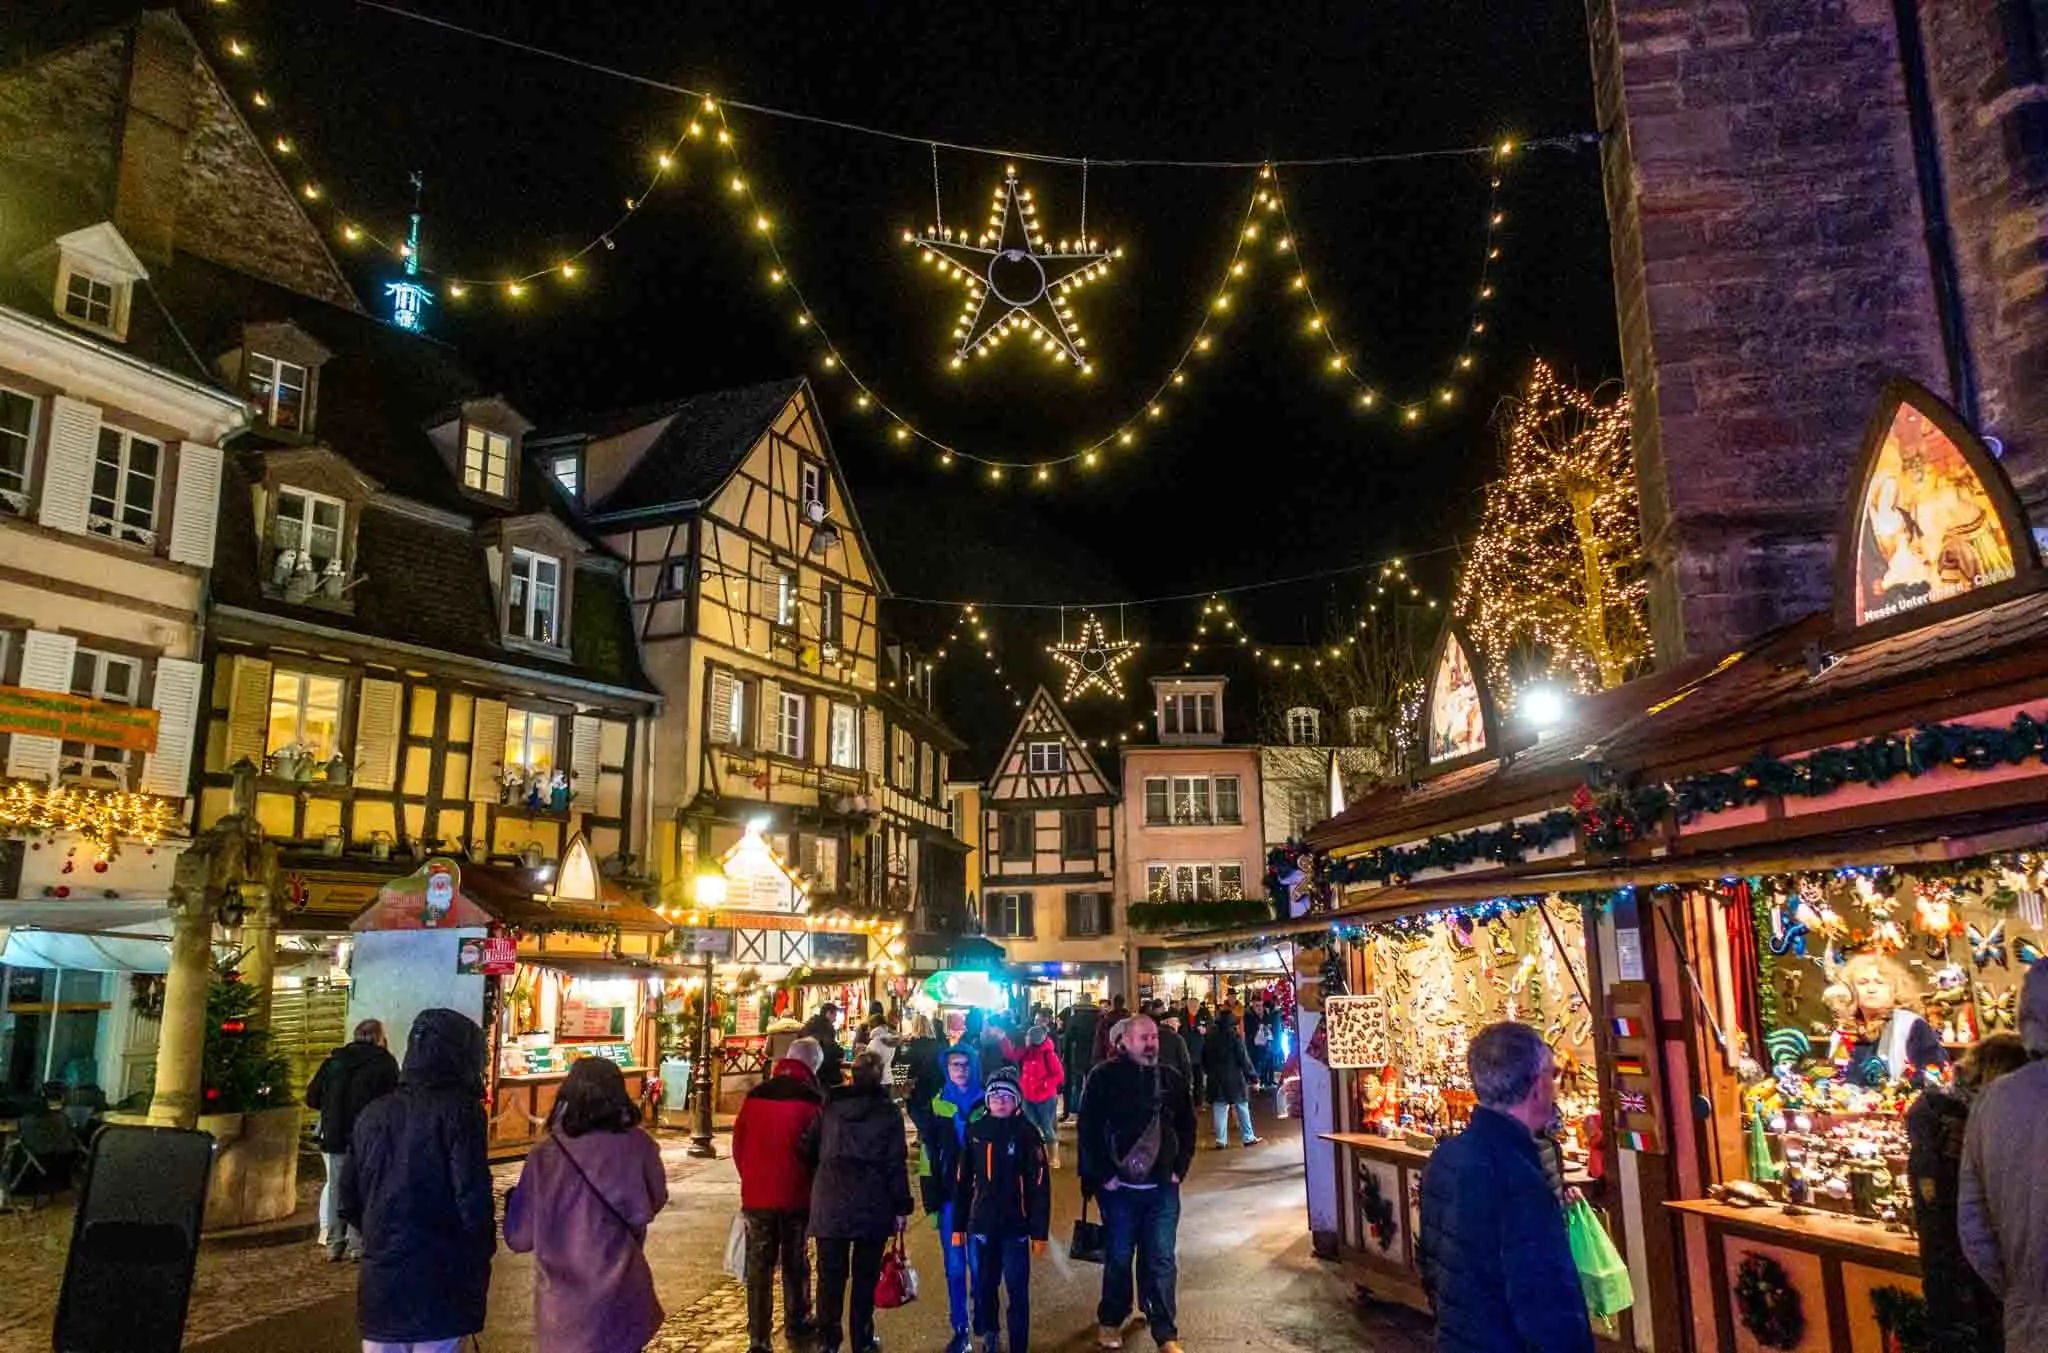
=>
[223,654,273,769]
[469,698,508,801]
[37,395,99,535]
[353,678,403,791]
[708,670,735,744]
[571,715,601,795]
[167,442,224,566]
[5,629,78,781]
[757,678,780,752]
[140,656,204,796]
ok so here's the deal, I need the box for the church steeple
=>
[385,170,434,333]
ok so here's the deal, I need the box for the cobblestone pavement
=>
[92,1105,1432,1352]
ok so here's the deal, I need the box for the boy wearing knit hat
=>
[952,1065,1052,1353]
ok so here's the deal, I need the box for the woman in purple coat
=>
[506,1058,671,1353]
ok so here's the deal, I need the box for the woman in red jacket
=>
[1017,1026,1065,1168]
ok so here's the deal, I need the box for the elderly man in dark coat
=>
[341,1008,496,1353]
[1416,1021,1592,1353]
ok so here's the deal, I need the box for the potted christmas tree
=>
[197,966,302,1230]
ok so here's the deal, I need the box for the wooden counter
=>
[1666,1197,1921,1353]
[490,1065,649,1155]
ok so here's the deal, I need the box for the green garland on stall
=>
[1750,883,1779,1035]
[1126,897,1276,933]
[1332,810,1579,886]
[1734,1252,1804,1350]
[1670,712,2048,821]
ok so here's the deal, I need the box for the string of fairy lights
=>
[199,5,1583,481]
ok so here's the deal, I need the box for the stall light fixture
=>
[1519,684,1570,732]
[694,873,729,907]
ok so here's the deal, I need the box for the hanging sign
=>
[353,858,491,932]
[0,686,159,752]
[720,825,806,914]
[674,927,735,958]
[457,935,518,975]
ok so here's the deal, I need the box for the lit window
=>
[90,426,161,544]
[1287,707,1321,745]
[63,271,116,328]
[61,648,139,784]
[1162,691,1218,735]
[828,702,859,768]
[777,690,806,759]
[246,353,308,431]
[549,453,579,499]
[771,567,798,626]
[507,547,561,645]
[0,386,35,509]
[1146,863,1245,902]
[267,669,344,762]
[506,708,557,776]
[463,425,510,496]
[1027,741,1065,774]
[273,487,345,570]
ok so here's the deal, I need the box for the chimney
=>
[112,12,201,266]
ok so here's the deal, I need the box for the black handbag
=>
[1069,1195,1106,1264]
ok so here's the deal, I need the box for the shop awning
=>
[902,932,1006,972]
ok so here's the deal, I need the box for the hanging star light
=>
[1048,612,1139,700]
[910,166,1118,372]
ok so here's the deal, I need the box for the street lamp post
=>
[688,872,727,1159]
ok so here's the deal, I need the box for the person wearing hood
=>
[803,1051,913,1353]
[306,1018,398,1262]
[505,1057,669,1353]
[1961,959,2048,1351]
[340,1008,496,1353]
[1911,1030,2027,1353]
[921,1044,985,1353]
[734,1038,828,1352]
[951,1066,1051,1353]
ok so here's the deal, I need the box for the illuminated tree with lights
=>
[1457,360,1650,698]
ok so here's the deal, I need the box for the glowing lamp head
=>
[1520,684,1569,732]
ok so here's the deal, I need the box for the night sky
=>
[42,2,1622,762]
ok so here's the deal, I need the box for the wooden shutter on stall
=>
[37,396,99,535]
[222,654,274,770]
[708,670,736,744]
[571,715,602,796]
[6,630,78,780]
[139,655,204,796]
[469,698,508,801]
[167,443,223,566]
[352,678,404,791]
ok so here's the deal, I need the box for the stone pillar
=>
[1584,0,1949,661]
[237,904,281,1034]
[148,884,214,1130]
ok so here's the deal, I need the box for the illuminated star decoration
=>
[1048,612,1139,700]
[910,166,1118,372]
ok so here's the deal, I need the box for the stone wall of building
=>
[1587,0,1949,661]
[1919,2,2048,526]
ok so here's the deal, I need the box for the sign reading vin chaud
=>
[0,685,159,751]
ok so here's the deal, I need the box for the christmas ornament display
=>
[910,167,1116,371]
[1048,612,1138,700]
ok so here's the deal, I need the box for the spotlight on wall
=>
[1520,684,1569,732]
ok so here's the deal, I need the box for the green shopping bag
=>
[1565,1199,1634,1318]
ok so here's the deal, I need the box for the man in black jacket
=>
[340,1008,496,1351]
[305,1018,398,1260]
[803,1002,847,1089]
[1077,1015,1196,1353]
[1059,999,1101,1123]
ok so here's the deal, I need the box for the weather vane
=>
[908,165,1119,373]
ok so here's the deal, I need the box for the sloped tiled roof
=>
[1311,589,2048,854]
[556,377,806,519]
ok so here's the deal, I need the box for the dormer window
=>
[247,353,308,431]
[464,425,510,496]
[273,487,345,570]
[507,547,561,645]
[48,223,146,341]
[547,452,580,501]
[800,459,823,511]
[1345,706,1374,744]
[63,271,116,328]
[1287,707,1321,745]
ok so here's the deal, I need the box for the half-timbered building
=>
[980,686,1122,1003]
[534,381,957,996]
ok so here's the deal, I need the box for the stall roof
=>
[460,863,672,936]
[1310,590,2048,857]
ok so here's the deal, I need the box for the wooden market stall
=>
[1297,381,2048,1353]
